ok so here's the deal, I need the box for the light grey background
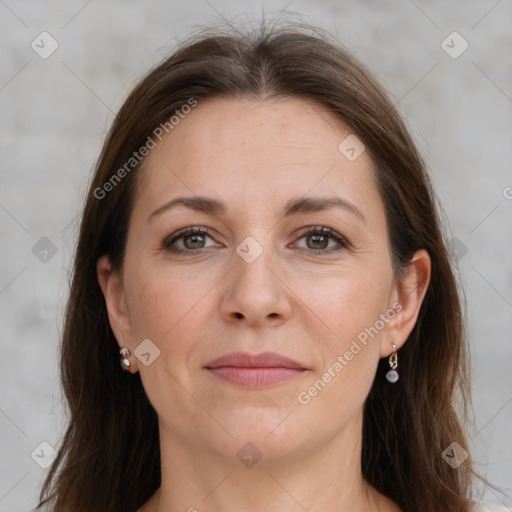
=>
[1,1,511,510]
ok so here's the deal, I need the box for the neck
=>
[141,412,397,512]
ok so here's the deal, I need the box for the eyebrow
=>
[147,195,366,224]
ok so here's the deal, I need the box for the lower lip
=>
[206,367,306,388]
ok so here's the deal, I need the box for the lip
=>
[205,351,306,370]
[204,351,308,388]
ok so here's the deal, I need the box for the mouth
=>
[204,351,308,389]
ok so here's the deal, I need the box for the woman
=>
[36,20,506,512]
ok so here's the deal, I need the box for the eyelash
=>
[162,225,350,256]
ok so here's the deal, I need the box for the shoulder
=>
[473,503,511,512]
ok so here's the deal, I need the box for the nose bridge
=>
[220,230,291,324]
[233,232,277,293]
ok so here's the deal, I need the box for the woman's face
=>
[99,96,429,465]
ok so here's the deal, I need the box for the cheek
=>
[124,260,216,342]
[297,269,389,389]
[295,275,385,415]
[298,266,390,338]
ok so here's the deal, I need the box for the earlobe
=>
[380,249,431,357]
[96,255,138,373]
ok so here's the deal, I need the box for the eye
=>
[292,226,350,254]
[163,227,219,254]
[162,225,350,256]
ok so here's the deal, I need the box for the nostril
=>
[235,312,243,318]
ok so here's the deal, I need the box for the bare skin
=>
[97,96,430,512]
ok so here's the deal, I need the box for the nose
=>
[219,241,292,328]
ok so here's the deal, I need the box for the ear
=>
[380,248,431,357]
[97,255,139,373]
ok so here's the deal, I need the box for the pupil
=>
[185,234,204,249]
[309,234,327,249]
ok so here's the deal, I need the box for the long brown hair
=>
[37,20,478,512]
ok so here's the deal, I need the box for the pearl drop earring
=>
[385,343,399,383]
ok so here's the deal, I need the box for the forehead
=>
[134,96,382,220]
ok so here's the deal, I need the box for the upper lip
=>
[205,351,306,370]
